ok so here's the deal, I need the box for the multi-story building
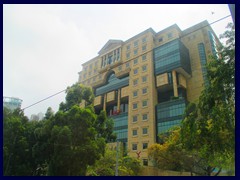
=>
[77,20,219,166]
[3,96,23,111]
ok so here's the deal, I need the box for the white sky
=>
[3,4,233,118]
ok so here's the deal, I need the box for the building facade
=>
[77,20,219,166]
[3,96,23,111]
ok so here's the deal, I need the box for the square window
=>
[133,103,138,109]
[132,115,138,123]
[126,62,130,68]
[142,55,147,61]
[132,129,138,136]
[143,143,148,149]
[133,79,138,86]
[132,144,137,151]
[134,41,138,48]
[142,76,147,83]
[142,65,147,72]
[159,37,163,42]
[142,88,147,94]
[142,114,148,121]
[133,91,138,97]
[142,100,148,107]
[127,45,130,51]
[142,37,147,43]
[143,159,148,166]
[168,33,173,39]
[142,45,147,51]
[118,65,122,71]
[126,53,130,59]
[134,49,138,56]
[142,127,148,135]
[134,68,138,75]
[134,58,138,65]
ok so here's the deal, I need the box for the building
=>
[77,20,220,166]
[3,96,23,111]
[30,112,44,121]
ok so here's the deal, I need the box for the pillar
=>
[172,70,178,97]
[103,94,107,111]
[117,89,121,111]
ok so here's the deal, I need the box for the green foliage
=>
[148,23,235,176]
[87,146,142,176]
[3,107,38,175]
[3,83,116,176]
[59,83,94,111]
[180,23,235,175]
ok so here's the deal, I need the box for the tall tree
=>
[34,83,115,176]
[180,23,235,175]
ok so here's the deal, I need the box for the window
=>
[142,76,147,83]
[134,41,138,48]
[133,91,137,97]
[133,68,138,75]
[142,45,147,51]
[134,49,138,56]
[142,65,147,72]
[132,129,138,136]
[142,100,148,107]
[168,72,173,84]
[134,58,138,65]
[133,79,138,86]
[168,32,173,39]
[83,74,86,79]
[159,37,163,42]
[142,37,147,43]
[142,88,147,94]
[142,54,147,61]
[132,144,137,151]
[143,159,148,166]
[94,69,97,74]
[90,64,92,69]
[132,115,138,123]
[127,45,130,51]
[88,71,91,76]
[142,127,148,135]
[143,143,148,150]
[118,65,122,71]
[133,103,138,109]
[84,67,88,71]
[142,114,148,121]
[126,53,130,59]
[126,62,130,68]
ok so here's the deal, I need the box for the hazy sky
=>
[3,4,232,118]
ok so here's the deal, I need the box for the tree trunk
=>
[214,168,222,176]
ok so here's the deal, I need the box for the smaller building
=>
[3,96,23,111]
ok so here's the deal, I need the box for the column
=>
[103,94,107,111]
[172,70,178,97]
[117,89,121,112]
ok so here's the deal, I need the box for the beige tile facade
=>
[77,20,219,166]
